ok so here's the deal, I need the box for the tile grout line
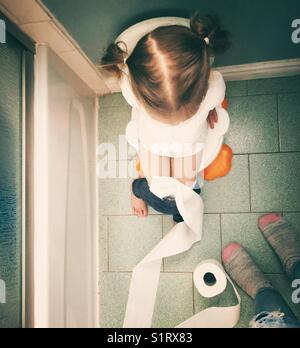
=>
[192,273,195,315]
[248,154,252,212]
[100,210,300,217]
[161,215,165,272]
[219,213,223,250]
[99,90,300,109]
[101,270,285,275]
[276,94,281,152]
[99,212,166,217]
[97,150,300,163]
[100,83,300,101]
[107,216,110,272]
[102,270,194,274]
[231,150,300,156]
[98,104,131,110]
[229,91,300,98]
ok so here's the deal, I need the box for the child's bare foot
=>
[131,192,148,217]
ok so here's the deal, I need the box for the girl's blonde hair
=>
[101,13,231,120]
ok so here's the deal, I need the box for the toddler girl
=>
[101,13,231,220]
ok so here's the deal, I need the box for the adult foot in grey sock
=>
[222,243,273,299]
[258,214,300,278]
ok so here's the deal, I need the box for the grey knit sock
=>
[259,218,300,278]
[223,246,272,299]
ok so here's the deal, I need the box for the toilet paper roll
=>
[176,260,241,328]
[193,259,227,298]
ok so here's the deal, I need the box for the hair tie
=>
[204,37,210,45]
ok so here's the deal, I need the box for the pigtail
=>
[100,41,128,79]
[190,13,231,55]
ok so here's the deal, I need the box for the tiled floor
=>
[98,75,300,328]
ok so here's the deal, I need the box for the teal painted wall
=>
[42,0,300,67]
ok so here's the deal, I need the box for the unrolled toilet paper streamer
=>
[123,176,241,328]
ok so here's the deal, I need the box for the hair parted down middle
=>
[101,13,231,121]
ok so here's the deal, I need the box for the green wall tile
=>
[203,155,250,213]
[152,273,194,328]
[99,216,108,272]
[98,177,134,215]
[248,75,300,95]
[98,105,137,161]
[250,153,300,212]
[226,81,247,97]
[98,176,161,216]
[99,272,194,328]
[284,213,300,233]
[108,215,162,271]
[100,93,127,108]
[98,106,131,155]
[278,93,300,151]
[99,272,131,328]
[225,95,278,153]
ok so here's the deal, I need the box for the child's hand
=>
[207,108,218,129]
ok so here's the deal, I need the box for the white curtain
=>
[33,45,97,328]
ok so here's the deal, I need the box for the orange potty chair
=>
[204,98,232,181]
[204,143,233,181]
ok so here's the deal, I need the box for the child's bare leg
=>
[139,145,171,183]
[171,152,201,186]
[131,146,171,217]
